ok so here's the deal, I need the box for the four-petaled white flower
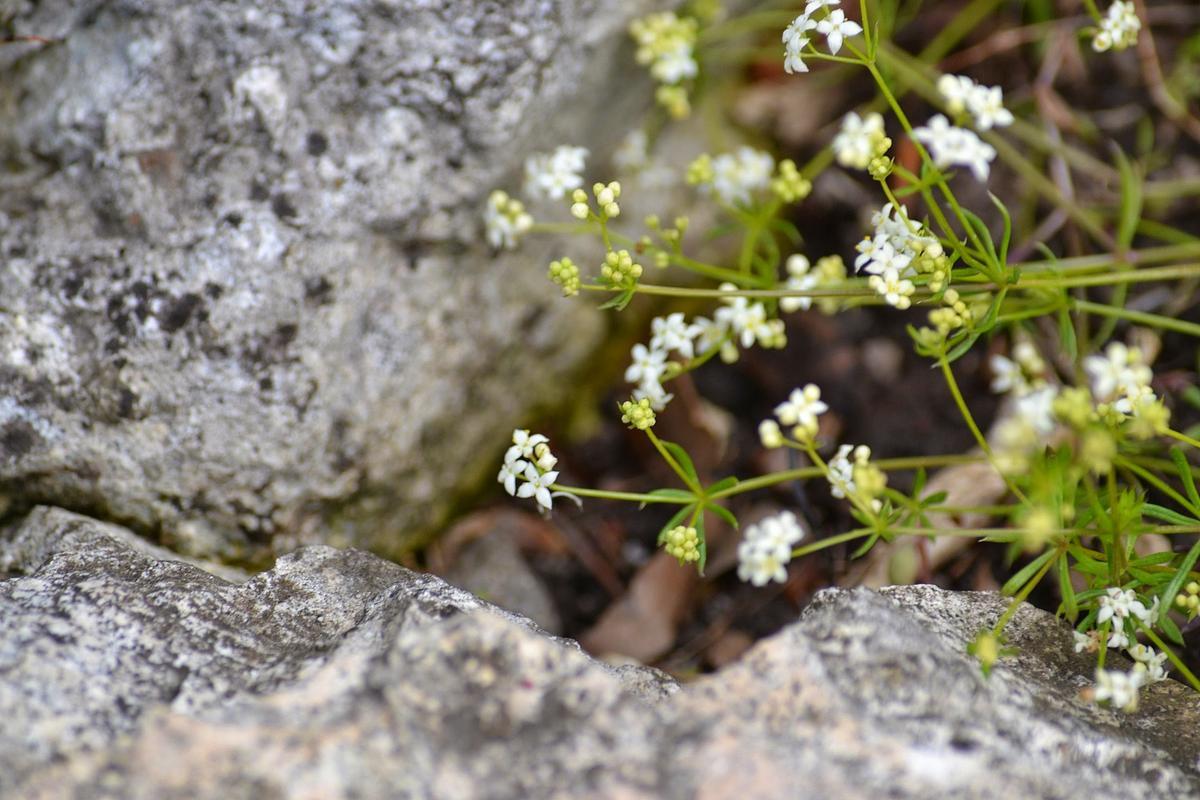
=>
[516,464,559,510]
[1096,587,1149,624]
[781,14,816,75]
[832,111,887,170]
[650,313,702,360]
[512,429,549,459]
[625,343,668,386]
[497,450,527,496]
[815,9,862,55]
[524,146,589,200]
[913,114,996,181]
[774,384,829,429]
[780,254,817,313]
[868,267,915,309]
[709,147,775,206]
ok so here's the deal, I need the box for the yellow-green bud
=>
[547,257,581,297]
[600,249,643,289]
[663,525,701,564]
[1052,387,1095,429]
[656,85,690,119]
[770,158,812,203]
[619,397,656,430]
[686,153,713,186]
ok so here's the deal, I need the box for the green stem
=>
[709,453,987,500]
[1072,299,1200,338]
[994,546,1062,632]
[791,528,875,559]
[646,428,703,495]
[549,485,694,504]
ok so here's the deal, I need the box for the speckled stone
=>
[4,508,1198,799]
[0,0,666,560]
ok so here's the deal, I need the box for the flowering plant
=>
[489,0,1200,713]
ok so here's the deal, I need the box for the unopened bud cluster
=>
[1175,581,1200,619]
[771,159,812,203]
[663,525,701,564]
[547,257,581,297]
[601,249,643,289]
[620,397,657,430]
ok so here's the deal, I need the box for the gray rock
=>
[4,508,1199,799]
[0,0,665,560]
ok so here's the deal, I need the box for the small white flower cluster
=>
[630,11,699,85]
[484,190,534,250]
[989,340,1063,473]
[1092,1,1140,52]
[1084,341,1158,419]
[764,383,829,444]
[737,510,805,586]
[913,114,997,181]
[937,75,1014,131]
[524,145,590,201]
[1093,666,1144,712]
[782,0,863,74]
[626,312,703,411]
[780,254,847,314]
[831,111,891,172]
[855,203,943,309]
[711,147,776,207]
[827,443,887,513]
[498,429,574,512]
[485,145,589,249]
[1097,586,1158,648]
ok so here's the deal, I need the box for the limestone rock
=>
[0,0,662,560]
[4,508,1199,799]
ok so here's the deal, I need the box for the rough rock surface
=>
[0,0,660,560]
[4,508,1200,799]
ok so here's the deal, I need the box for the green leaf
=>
[944,330,982,363]
[1112,145,1144,250]
[696,514,708,576]
[598,288,635,311]
[706,502,739,529]
[707,476,739,495]
[1142,503,1199,526]
[1170,447,1200,510]
[988,193,1013,269]
[1057,553,1078,621]
[1056,305,1078,362]
[1001,547,1058,597]
[657,504,697,545]
[661,440,700,487]
[1158,609,1185,646]
[1158,537,1200,619]
[768,217,802,245]
[850,531,882,559]
[638,488,698,510]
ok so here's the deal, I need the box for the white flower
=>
[937,74,976,115]
[1097,587,1148,624]
[652,41,698,84]
[1128,643,1169,683]
[484,190,533,250]
[815,9,862,55]
[497,450,527,496]
[511,429,549,459]
[1107,627,1130,650]
[691,315,729,356]
[759,419,784,448]
[1093,667,1144,712]
[633,375,674,411]
[913,115,996,181]
[1073,630,1096,653]
[614,129,649,174]
[524,145,589,200]
[783,33,810,74]
[832,111,887,170]
[1014,385,1059,435]
[516,463,559,510]
[650,313,702,360]
[1084,342,1153,404]
[709,147,775,206]
[774,384,829,429]
[625,343,668,386]
[737,511,805,586]
[858,238,911,276]
[989,354,1025,395]
[868,267,915,309]
[966,84,1013,131]
[1093,1,1140,52]
[714,284,773,349]
[827,444,858,499]
[938,74,1013,130]
[781,254,819,313]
